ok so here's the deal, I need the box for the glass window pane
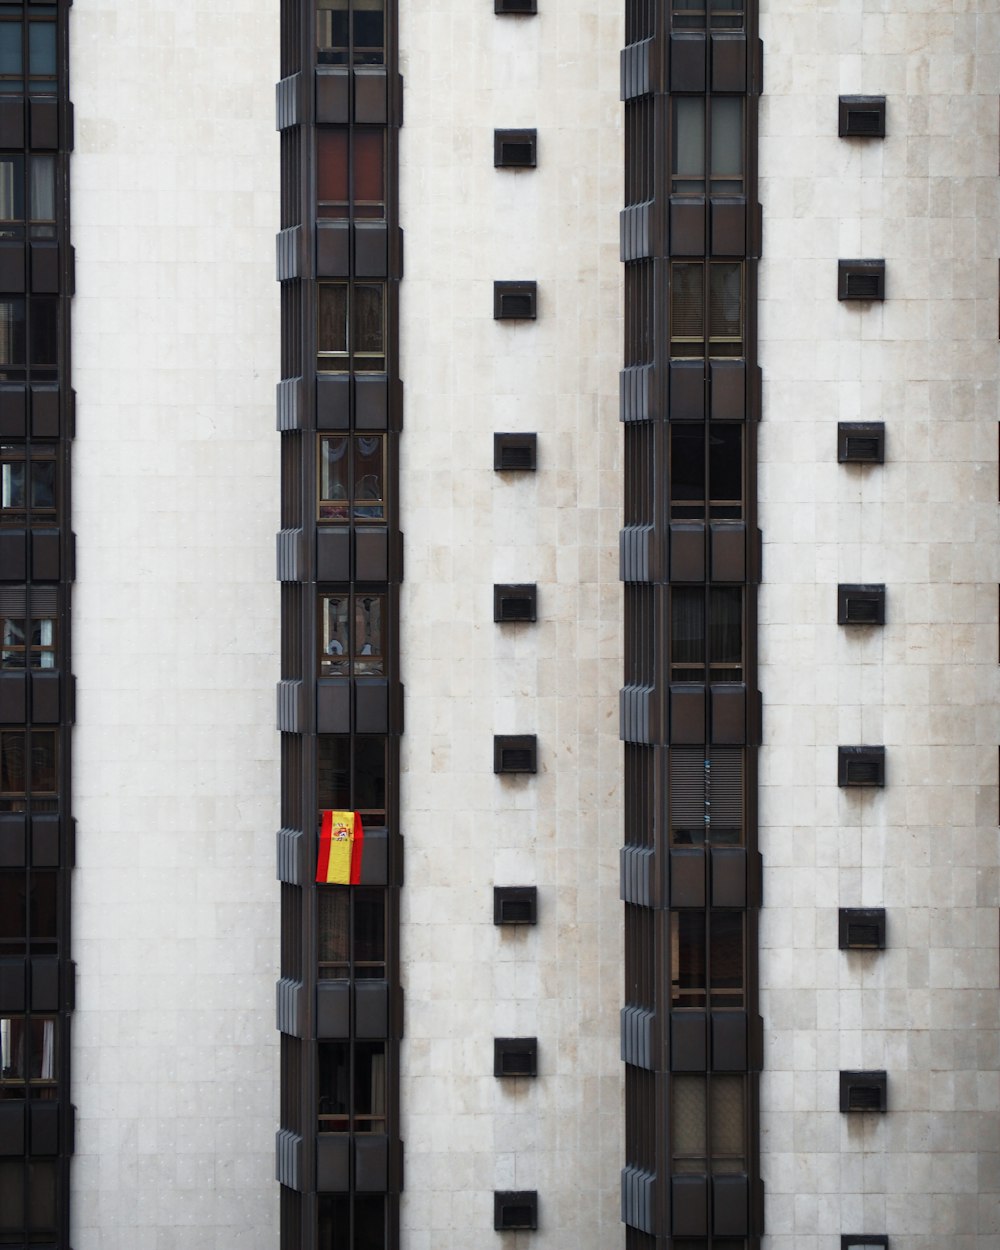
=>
[317,130,349,218]
[710,98,743,190]
[0,1017,25,1080]
[353,737,385,815]
[710,1075,745,1171]
[671,911,706,1008]
[710,911,744,1007]
[353,435,384,521]
[0,871,25,942]
[29,297,57,367]
[0,24,22,80]
[26,1160,56,1230]
[0,157,23,223]
[317,0,349,64]
[708,263,742,355]
[30,156,54,222]
[672,97,705,192]
[321,594,350,674]
[318,889,350,973]
[670,424,704,517]
[2,460,24,508]
[670,263,704,356]
[352,285,384,359]
[318,1042,350,1126]
[671,587,704,679]
[1,617,24,668]
[708,424,742,516]
[353,0,385,65]
[353,1197,387,1250]
[317,283,348,364]
[0,1160,25,1228]
[354,1042,385,1119]
[353,131,385,218]
[30,460,55,510]
[29,872,56,947]
[30,731,56,792]
[318,736,351,810]
[353,889,385,970]
[353,593,384,673]
[28,23,55,78]
[709,587,742,678]
[672,1075,706,1171]
[0,733,25,794]
[0,299,26,369]
[318,436,349,522]
[27,1018,54,1080]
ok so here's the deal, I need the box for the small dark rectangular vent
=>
[496,0,537,11]
[493,886,538,925]
[838,260,886,302]
[494,1191,538,1231]
[838,746,886,788]
[838,422,885,464]
[494,432,538,472]
[840,1070,887,1112]
[494,280,537,320]
[494,1037,538,1077]
[842,1238,889,1250]
[494,583,537,622]
[495,129,537,168]
[839,96,887,138]
[839,908,886,950]
[494,735,538,775]
[838,584,886,626]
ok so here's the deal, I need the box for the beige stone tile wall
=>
[69,4,281,1247]
[397,0,624,1245]
[758,2,1000,1245]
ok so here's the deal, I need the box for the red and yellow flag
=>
[316,810,365,884]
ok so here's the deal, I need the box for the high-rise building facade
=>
[0,0,994,1248]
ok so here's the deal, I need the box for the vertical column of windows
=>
[622,0,761,1245]
[279,2,401,1247]
[0,3,72,1247]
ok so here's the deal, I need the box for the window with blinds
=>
[668,747,744,846]
[669,262,744,358]
[672,1074,747,1173]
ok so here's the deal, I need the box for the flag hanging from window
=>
[316,809,365,884]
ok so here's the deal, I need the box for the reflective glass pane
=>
[30,460,55,509]
[0,156,23,222]
[26,1160,56,1230]
[710,910,744,1007]
[672,97,705,192]
[318,889,350,971]
[30,156,54,222]
[29,872,57,944]
[670,424,705,517]
[0,24,22,79]
[353,0,384,64]
[317,0,349,63]
[318,436,349,521]
[353,130,385,218]
[0,733,24,794]
[353,594,383,673]
[29,296,57,367]
[353,435,383,521]
[709,587,742,676]
[1,617,23,669]
[1,460,23,508]
[708,263,742,354]
[710,98,743,190]
[710,1075,745,1171]
[321,594,350,673]
[30,730,56,792]
[27,1019,54,1080]
[672,1075,706,1170]
[317,736,351,810]
[353,285,384,359]
[671,911,706,1008]
[670,263,704,355]
[316,283,348,363]
[318,1042,350,1125]
[28,23,55,77]
[317,130,349,218]
[353,889,384,968]
[0,1017,25,1079]
[353,1042,385,1119]
[0,299,25,368]
[671,587,704,678]
[708,424,742,516]
[353,1197,387,1250]
[353,737,385,814]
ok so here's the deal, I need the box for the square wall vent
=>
[494,281,537,320]
[837,584,886,625]
[494,128,537,168]
[494,583,538,622]
[493,886,538,925]
[494,1037,539,1077]
[494,1191,538,1230]
[838,746,886,788]
[494,432,538,471]
[840,1070,887,1112]
[839,96,886,138]
[838,260,886,301]
[494,734,538,774]
[839,908,886,951]
[838,422,885,464]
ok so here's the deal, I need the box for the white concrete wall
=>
[69,4,280,1247]
[758,1,1000,1245]
[396,0,624,1245]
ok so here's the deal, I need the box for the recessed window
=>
[838,746,886,788]
[318,1040,386,1132]
[672,1074,746,1173]
[0,589,56,669]
[840,1070,887,1112]
[838,96,886,138]
[494,1191,538,1231]
[493,735,537,774]
[670,586,743,683]
[316,0,385,66]
[493,885,537,925]
[670,910,745,1009]
[317,281,385,373]
[837,584,886,626]
[0,1016,56,1094]
[318,1197,386,1250]
[1,446,56,527]
[494,129,537,169]
[0,155,56,240]
[672,0,744,29]
[670,261,743,358]
[0,298,57,382]
[837,422,885,465]
[669,747,743,846]
[671,97,744,196]
[319,591,386,675]
[318,433,386,523]
[838,908,886,951]
[318,887,386,980]
[318,735,387,825]
[0,729,57,812]
[669,423,743,520]
[317,129,386,220]
[493,432,537,471]
[493,281,537,320]
[0,869,57,951]
[0,17,57,96]
[838,259,886,301]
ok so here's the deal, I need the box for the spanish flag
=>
[316,810,365,884]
